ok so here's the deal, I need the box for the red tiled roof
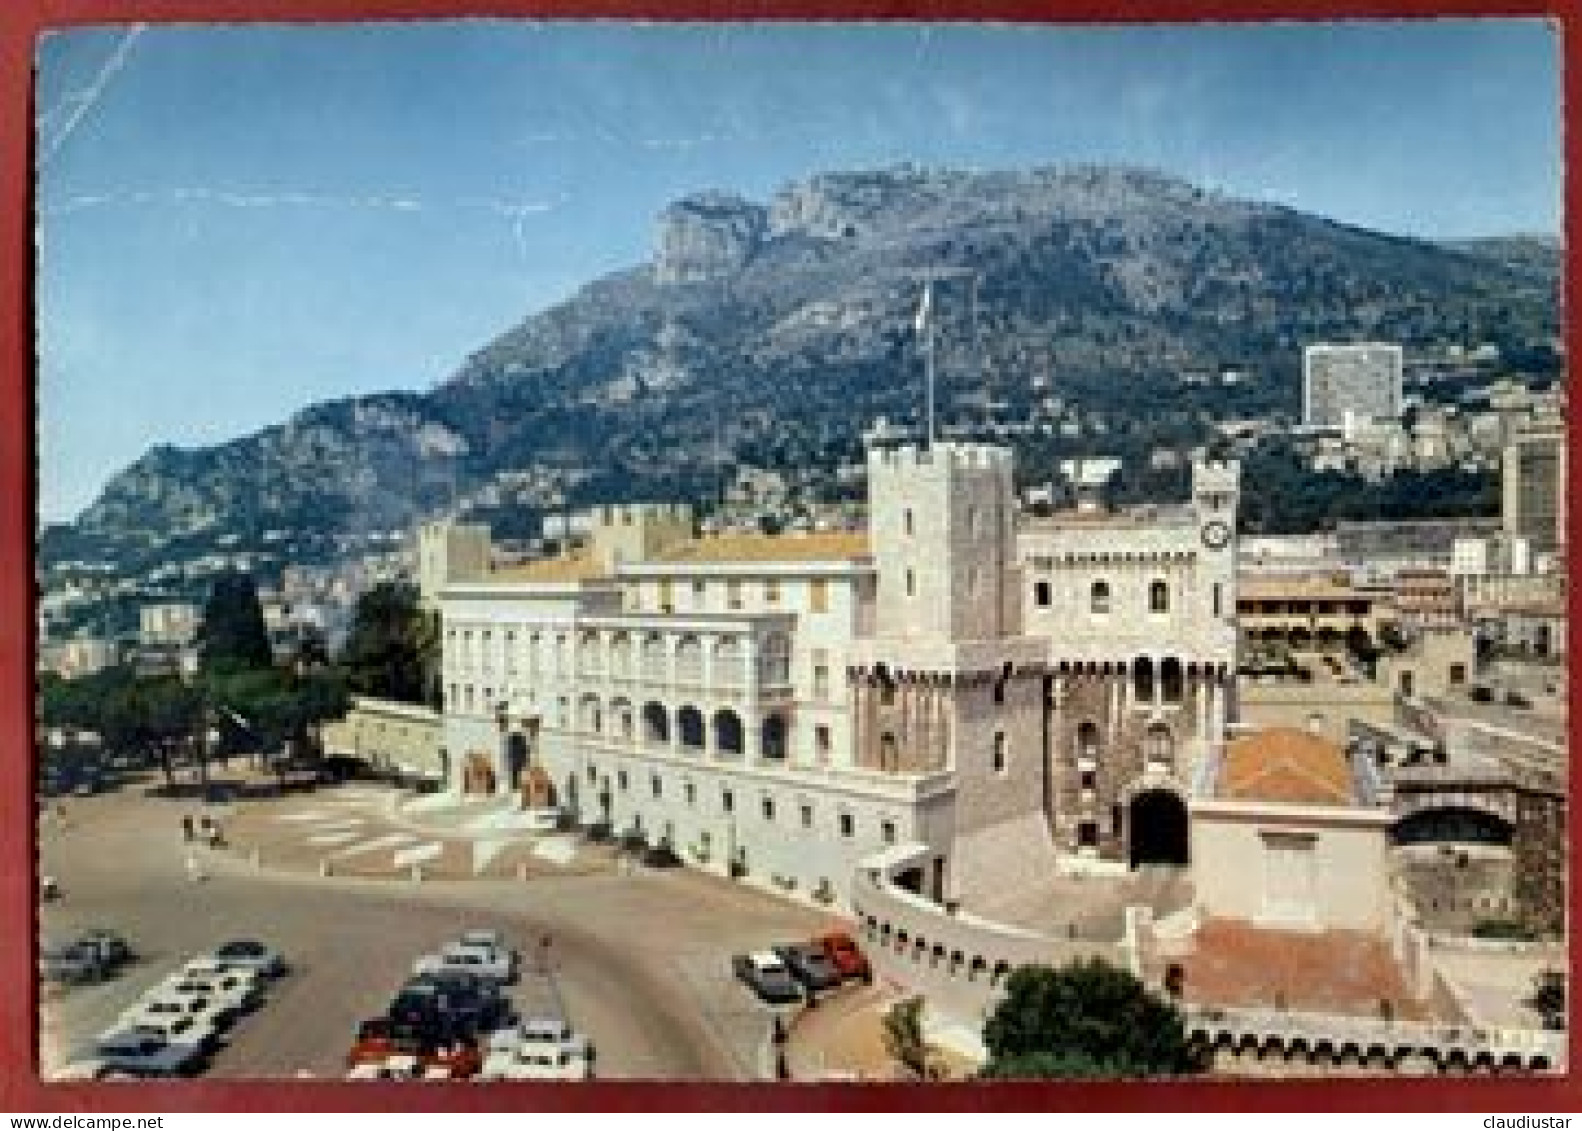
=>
[1221,728,1353,806]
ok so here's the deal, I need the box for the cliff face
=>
[654,192,768,283]
[59,164,1559,563]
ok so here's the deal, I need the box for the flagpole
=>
[925,305,935,449]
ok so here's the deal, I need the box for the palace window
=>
[815,725,831,761]
[992,731,1008,773]
[839,813,855,839]
[1149,580,1169,614]
[721,789,734,814]
[726,580,743,611]
[881,820,897,846]
[1091,580,1111,615]
[762,797,775,821]
[810,578,829,613]
[905,570,916,598]
[801,804,814,829]
[765,579,781,606]
[1034,581,1052,608]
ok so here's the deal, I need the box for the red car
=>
[815,931,871,982]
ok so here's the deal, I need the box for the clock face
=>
[1201,520,1232,550]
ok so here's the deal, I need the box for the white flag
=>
[913,282,933,334]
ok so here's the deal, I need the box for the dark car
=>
[772,944,843,993]
[731,951,802,1005]
[214,939,287,979]
[41,942,108,985]
[77,929,135,968]
[391,974,512,1039]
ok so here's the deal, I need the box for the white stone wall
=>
[538,731,940,910]
[1191,800,1393,931]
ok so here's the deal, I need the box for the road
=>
[38,778,828,1082]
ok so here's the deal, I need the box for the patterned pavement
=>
[216,785,618,882]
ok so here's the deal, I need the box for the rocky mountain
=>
[57,165,1561,563]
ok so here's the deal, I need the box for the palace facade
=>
[435,435,1240,910]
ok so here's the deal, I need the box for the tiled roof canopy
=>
[1220,727,1354,807]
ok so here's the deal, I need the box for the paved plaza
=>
[37,774,836,1083]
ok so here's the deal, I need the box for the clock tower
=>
[1191,455,1240,641]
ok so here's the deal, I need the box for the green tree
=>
[197,572,273,673]
[340,582,436,706]
[981,958,1201,1080]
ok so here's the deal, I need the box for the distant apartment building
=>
[138,601,201,649]
[1302,343,1403,429]
[1502,418,1567,559]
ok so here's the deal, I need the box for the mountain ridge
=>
[56,164,1561,564]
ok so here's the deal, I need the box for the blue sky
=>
[35,19,1561,522]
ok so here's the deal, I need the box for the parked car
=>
[485,1013,592,1060]
[478,1042,592,1081]
[457,928,506,952]
[814,931,871,982]
[412,942,516,983]
[212,939,288,979]
[731,951,802,1005]
[160,971,262,1019]
[40,942,108,985]
[772,944,843,993]
[91,1030,206,1078]
[76,929,135,967]
[119,993,231,1037]
[106,1013,220,1056]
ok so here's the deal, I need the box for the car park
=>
[772,944,843,993]
[731,951,802,1005]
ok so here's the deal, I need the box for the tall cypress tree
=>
[197,572,274,673]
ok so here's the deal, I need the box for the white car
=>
[458,928,506,951]
[412,942,516,983]
[118,993,229,1037]
[485,1014,591,1060]
[181,957,264,994]
[159,971,261,1019]
[101,1013,219,1058]
[477,1043,591,1081]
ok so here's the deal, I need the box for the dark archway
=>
[761,714,788,761]
[713,709,744,756]
[1160,657,1184,703]
[1392,806,1513,847]
[678,705,706,750]
[505,732,530,786]
[1128,789,1189,867]
[1132,657,1155,701]
[641,702,669,745]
